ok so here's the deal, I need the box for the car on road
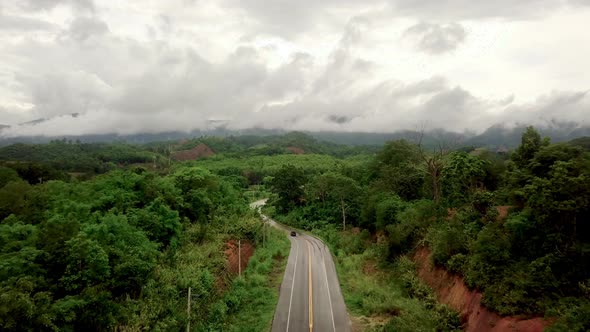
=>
[290,231,296,237]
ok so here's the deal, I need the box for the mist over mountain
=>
[1,120,588,149]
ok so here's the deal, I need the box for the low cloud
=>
[0,0,589,137]
[0,14,58,31]
[14,0,95,13]
[390,0,565,20]
[404,22,466,54]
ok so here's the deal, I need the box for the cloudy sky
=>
[0,0,589,137]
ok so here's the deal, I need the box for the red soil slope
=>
[286,146,305,154]
[413,248,548,332]
[225,240,254,275]
[171,143,214,161]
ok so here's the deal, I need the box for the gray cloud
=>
[222,0,586,39]
[313,18,375,96]
[0,0,589,137]
[404,22,466,54]
[0,14,58,31]
[67,17,109,41]
[389,0,564,20]
[223,0,369,37]
[15,0,95,12]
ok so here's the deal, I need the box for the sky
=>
[0,0,589,137]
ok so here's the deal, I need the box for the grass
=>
[334,249,440,331]
[260,210,461,331]
[117,214,291,332]
[313,229,461,332]
[224,227,290,332]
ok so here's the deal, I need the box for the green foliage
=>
[174,131,377,159]
[129,198,181,247]
[546,297,590,332]
[269,164,307,213]
[0,141,163,174]
[313,225,462,332]
[370,140,425,200]
[306,171,362,229]
[0,166,20,188]
[0,162,272,331]
[568,136,590,151]
[386,199,441,259]
[222,227,290,331]
[375,195,405,230]
[3,127,589,330]
[427,220,469,267]
[264,126,589,330]
[0,180,31,219]
[511,126,544,168]
[442,151,488,205]
[394,257,463,331]
[470,190,495,216]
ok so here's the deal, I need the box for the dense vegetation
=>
[0,140,163,175]
[0,163,288,331]
[1,128,588,331]
[149,131,379,158]
[260,127,589,331]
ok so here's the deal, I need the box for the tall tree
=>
[511,126,544,169]
[308,172,361,230]
[269,165,307,213]
[416,132,450,204]
[442,152,488,205]
[371,140,424,200]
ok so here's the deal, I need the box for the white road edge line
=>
[320,241,336,332]
[285,239,299,332]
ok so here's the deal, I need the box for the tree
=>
[371,140,424,200]
[416,133,449,204]
[0,166,20,188]
[269,165,307,213]
[308,172,361,230]
[129,199,181,247]
[442,152,488,205]
[511,126,544,169]
[60,234,110,292]
[0,180,31,220]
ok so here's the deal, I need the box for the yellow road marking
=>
[308,242,313,332]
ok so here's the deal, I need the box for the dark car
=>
[290,231,297,237]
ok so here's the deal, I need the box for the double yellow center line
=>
[307,242,313,332]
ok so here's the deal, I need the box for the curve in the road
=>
[250,199,350,332]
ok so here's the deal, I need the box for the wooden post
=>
[341,198,347,231]
[238,240,241,276]
[186,287,191,332]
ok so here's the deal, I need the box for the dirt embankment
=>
[413,248,548,332]
[286,146,305,154]
[225,240,254,275]
[171,143,215,161]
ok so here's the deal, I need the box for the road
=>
[250,200,350,332]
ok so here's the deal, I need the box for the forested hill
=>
[0,165,289,331]
[259,126,590,331]
[2,122,589,148]
[0,133,375,179]
[150,131,379,158]
[1,128,589,330]
[569,136,590,150]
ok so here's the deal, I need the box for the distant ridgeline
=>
[0,127,588,181]
[1,122,590,148]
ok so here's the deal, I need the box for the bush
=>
[386,200,441,260]
[427,221,468,267]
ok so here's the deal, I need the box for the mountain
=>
[1,121,589,149]
[466,123,590,148]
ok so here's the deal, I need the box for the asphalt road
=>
[250,200,350,332]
